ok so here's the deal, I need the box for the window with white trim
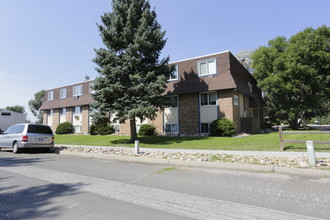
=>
[248,82,253,92]
[60,88,67,99]
[48,109,53,116]
[200,92,217,106]
[74,106,81,115]
[234,95,239,106]
[168,96,178,108]
[169,64,178,81]
[198,58,216,76]
[60,108,66,116]
[113,124,120,133]
[48,91,54,101]
[73,85,83,97]
[200,123,210,134]
[165,124,179,133]
[74,126,82,133]
[89,82,95,94]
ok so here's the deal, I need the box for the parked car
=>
[0,123,54,153]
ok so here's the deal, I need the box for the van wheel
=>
[13,142,20,154]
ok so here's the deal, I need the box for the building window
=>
[168,96,178,108]
[74,126,82,133]
[198,58,216,76]
[248,82,253,92]
[200,92,217,106]
[169,64,178,81]
[60,88,67,99]
[48,91,54,101]
[74,106,81,115]
[200,123,210,134]
[165,124,179,133]
[89,82,95,94]
[113,124,120,133]
[60,108,66,116]
[48,109,53,116]
[73,85,83,97]
[234,95,239,106]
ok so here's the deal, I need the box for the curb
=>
[57,150,330,178]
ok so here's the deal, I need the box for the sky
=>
[0,0,329,122]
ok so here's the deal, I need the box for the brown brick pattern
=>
[179,93,199,135]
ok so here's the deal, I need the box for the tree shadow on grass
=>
[284,144,330,152]
[109,136,210,146]
[0,182,83,220]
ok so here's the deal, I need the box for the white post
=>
[135,140,140,154]
[306,141,316,166]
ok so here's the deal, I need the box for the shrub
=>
[56,122,74,134]
[89,124,98,135]
[89,123,114,135]
[98,125,115,135]
[138,124,156,136]
[210,118,236,137]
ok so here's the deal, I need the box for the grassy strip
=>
[54,132,330,152]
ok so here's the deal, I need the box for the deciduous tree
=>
[252,25,330,129]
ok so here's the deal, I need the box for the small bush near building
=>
[98,125,115,135]
[210,118,236,137]
[89,123,114,135]
[138,124,156,136]
[56,122,74,134]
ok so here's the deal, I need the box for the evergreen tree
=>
[93,0,173,141]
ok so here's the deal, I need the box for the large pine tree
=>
[93,0,172,141]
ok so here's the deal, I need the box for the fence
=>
[278,126,330,151]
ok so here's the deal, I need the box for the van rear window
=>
[27,125,53,134]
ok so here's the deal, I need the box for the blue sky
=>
[0,0,329,121]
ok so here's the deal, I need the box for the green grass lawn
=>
[54,131,330,152]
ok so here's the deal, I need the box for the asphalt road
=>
[0,150,329,219]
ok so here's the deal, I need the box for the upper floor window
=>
[89,82,95,94]
[248,82,253,92]
[168,96,178,108]
[48,91,54,101]
[198,58,216,76]
[169,65,178,81]
[200,92,217,106]
[60,88,67,99]
[73,85,83,97]
[234,95,239,106]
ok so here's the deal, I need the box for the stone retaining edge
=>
[58,150,330,178]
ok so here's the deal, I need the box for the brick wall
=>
[179,93,199,135]
[52,109,60,133]
[150,110,164,135]
[81,105,89,134]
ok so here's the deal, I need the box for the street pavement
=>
[0,151,330,219]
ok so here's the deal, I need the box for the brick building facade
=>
[40,51,263,135]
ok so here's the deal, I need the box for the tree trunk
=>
[129,118,139,142]
[289,117,300,130]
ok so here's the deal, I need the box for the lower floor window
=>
[74,126,82,133]
[165,124,178,133]
[113,124,120,133]
[200,123,210,134]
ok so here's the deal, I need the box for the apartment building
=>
[40,50,263,135]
